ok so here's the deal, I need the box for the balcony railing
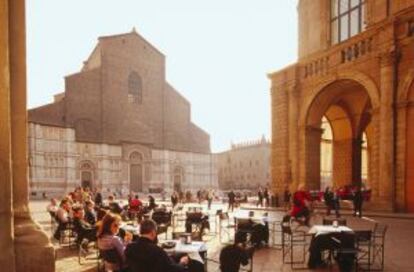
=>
[301,26,379,79]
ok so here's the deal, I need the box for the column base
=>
[14,216,55,272]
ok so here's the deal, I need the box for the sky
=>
[27,0,298,152]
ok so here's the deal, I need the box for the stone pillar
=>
[288,86,299,189]
[0,0,16,269]
[2,0,55,271]
[332,139,353,187]
[395,102,408,211]
[369,109,380,199]
[271,85,289,200]
[378,52,396,210]
[352,137,363,186]
[305,126,323,190]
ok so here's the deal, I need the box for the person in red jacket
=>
[291,184,311,226]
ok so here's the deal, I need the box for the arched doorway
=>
[305,79,373,190]
[129,151,143,192]
[80,161,95,189]
[173,166,184,192]
[406,83,414,212]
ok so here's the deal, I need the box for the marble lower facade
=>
[28,122,218,196]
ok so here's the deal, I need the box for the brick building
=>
[28,29,218,195]
[269,0,414,212]
[216,137,271,190]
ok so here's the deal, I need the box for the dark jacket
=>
[125,237,186,272]
[219,244,249,272]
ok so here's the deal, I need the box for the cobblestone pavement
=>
[30,200,414,272]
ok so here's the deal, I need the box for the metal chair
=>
[281,215,308,269]
[355,230,372,271]
[370,223,388,270]
[332,232,359,272]
[98,248,123,272]
[152,211,172,239]
[218,212,236,244]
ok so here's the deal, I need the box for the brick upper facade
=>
[29,30,210,154]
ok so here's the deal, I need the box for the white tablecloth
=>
[163,240,207,264]
[308,225,353,236]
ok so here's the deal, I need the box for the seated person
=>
[291,184,311,226]
[107,195,123,214]
[129,195,143,210]
[53,199,72,240]
[125,219,189,272]
[72,205,97,245]
[148,195,157,210]
[97,213,133,271]
[46,198,58,217]
[185,212,210,237]
[236,219,269,248]
[220,232,250,272]
[84,201,97,225]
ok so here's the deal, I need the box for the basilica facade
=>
[270,0,414,212]
[28,30,218,196]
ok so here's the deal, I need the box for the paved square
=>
[30,200,414,272]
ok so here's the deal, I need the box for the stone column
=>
[394,102,408,211]
[305,126,323,190]
[332,138,353,188]
[378,52,396,210]
[352,137,363,186]
[0,0,16,269]
[6,0,55,271]
[288,85,299,189]
[271,84,289,201]
[368,108,380,199]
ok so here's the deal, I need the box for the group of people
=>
[170,189,216,210]
[256,187,271,207]
[288,183,366,226]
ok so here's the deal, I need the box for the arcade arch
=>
[304,79,373,190]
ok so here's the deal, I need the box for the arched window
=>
[128,71,142,104]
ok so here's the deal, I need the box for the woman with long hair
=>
[97,213,132,271]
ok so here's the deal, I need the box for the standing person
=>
[207,189,214,210]
[323,187,334,216]
[283,186,291,211]
[171,191,179,209]
[196,190,202,204]
[263,188,270,208]
[332,187,341,218]
[353,186,364,217]
[291,184,311,226]
[228,190,236,212]
[257,188,263,207]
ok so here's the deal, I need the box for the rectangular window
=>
[331,0,366,44]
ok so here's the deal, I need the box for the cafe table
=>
[308,225,353,236]
[162,240,207,264]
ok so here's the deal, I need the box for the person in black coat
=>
[228,191,236,212]
[219,231,250,272]
[72,206,97,245]
[125,219,188,272]
[353,186,364,217]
